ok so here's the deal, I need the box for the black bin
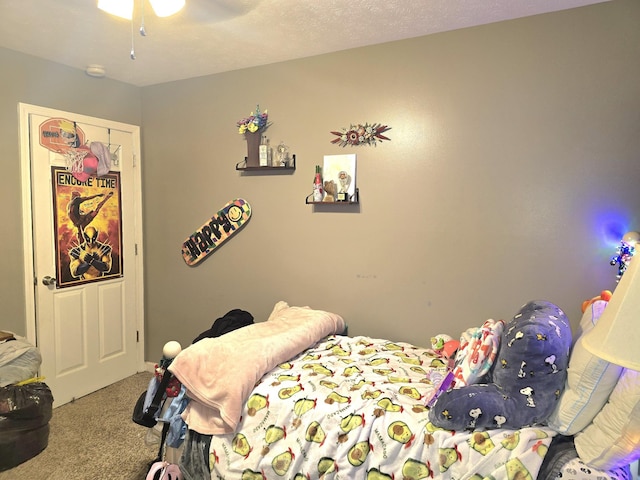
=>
[0,382,53,471]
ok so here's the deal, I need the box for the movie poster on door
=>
[51,166,123,288]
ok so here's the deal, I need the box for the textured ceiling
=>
[0,0,608,87]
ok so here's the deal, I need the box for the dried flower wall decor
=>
[330,123,391,147]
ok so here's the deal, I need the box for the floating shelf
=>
[236,154,296,172]
[306,188,359,205]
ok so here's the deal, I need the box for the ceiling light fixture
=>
[98,0,185,60]
[148,0,185,17]
[97,0,185,20]
[97,0,134,20]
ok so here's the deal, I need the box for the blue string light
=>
[610,232,638,282]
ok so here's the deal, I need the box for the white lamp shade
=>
[149,0,185,17]
[98,0,134,20]
[582,254,640,371]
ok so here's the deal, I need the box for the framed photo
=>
[323,154,356,201]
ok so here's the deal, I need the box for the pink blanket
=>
[168,301,345,435]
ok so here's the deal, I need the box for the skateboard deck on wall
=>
[181,198,252,266]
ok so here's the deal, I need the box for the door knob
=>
[42,276,57,286]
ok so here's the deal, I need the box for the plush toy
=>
[323,180,337,202]
[581,290,612,313]
[430,334,459,369]
[428,300,572,431]
[431,334,452,353]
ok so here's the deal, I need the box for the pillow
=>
[451,319,504,388]
[547,300,623,435]
[574,368,640,470]
[428,300,572,430]
[574,298,608,340]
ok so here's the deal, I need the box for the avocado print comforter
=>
[203,334,554,480]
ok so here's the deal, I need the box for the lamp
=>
[97,0,185,20]
[582,238,640,371]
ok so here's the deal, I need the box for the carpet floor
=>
[0,372,159,480]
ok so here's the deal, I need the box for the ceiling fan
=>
[98,0,185,59]
[97,0,185,19]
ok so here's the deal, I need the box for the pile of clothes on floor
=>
[0,331,53,471]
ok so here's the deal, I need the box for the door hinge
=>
[135,243,138,255]
[136,330,139,343]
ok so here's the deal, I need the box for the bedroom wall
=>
[0,48,142,335]
[141,0,640,357]
[2,1,638,363]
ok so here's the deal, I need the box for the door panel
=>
[99,282,125,359]
[53,289,87,376]
[20,105,144,408]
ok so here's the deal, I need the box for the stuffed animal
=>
[430,334,460,369]
[581,290,612,313]
[431,334,452,353]
[323,180,337,202]
[428,300,572,431]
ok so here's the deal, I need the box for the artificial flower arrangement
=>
[237,105,270,134]
[330,122,391,147]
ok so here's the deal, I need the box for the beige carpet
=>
[0,372,159,480]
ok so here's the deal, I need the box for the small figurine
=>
[275,141,289,167]
[323,180,337,202]
[338,170,351,194]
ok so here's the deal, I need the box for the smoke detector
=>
[86,64,106,78]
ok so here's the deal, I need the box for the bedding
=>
[169,301,346,435]
[178,333,556,479]
[163,300,636,480]
[538,436,631,480]
[574,367,640,470]
[548,300,623,435]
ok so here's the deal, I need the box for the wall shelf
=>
[236,154,296,172]
[306,188,359,205]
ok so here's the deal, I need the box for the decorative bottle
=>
[259,135,268,167]
[267,138,275,166]
[313,165,324,202]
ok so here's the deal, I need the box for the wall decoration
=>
[237,105,271,167]
[51,166,123,288]
[182,198,252,266]
[330,123,391,147]
[323,154,357,202]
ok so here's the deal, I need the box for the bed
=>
[157,300,638,480]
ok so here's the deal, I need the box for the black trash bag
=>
[0,382,53,471]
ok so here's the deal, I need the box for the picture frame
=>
[323,154,356,202]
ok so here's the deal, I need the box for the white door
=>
[19,104,145,408]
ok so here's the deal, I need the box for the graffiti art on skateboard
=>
[181,198,251,266]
